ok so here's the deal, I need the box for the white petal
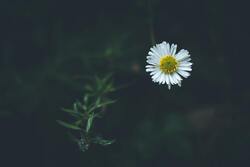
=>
[168,74,173,84]
[148,51,157,57]
[150,46,160,55]
[178,81,182,87]
[169,74,176,85]
[175,49,190,61]
[177,70,190,78]
[173,72,182,82]
[158,43,166,55]
[180,58,191,63]
[146,59,158,65]
[148,51,161,61]
[148,50,160,57]
[170,44,177,56]
[147,56,158,63]
[154,71,165,83]
[157,73,163,84]
[165,74,170,85]
[160,41,170,55]
[146,65,157,72]
[171,74,178,84]
[146,68,156,72]
[168,84,171,90]
[152,71,162,81]
[150,70,159,76]
[179,62,192,67]
[154,44,163,56]
[166,43,170,55]
[146,65,155,68]
[160,73,165,84]
[178,66,192,71]
[180,57,191,63]
[161,41,171,55]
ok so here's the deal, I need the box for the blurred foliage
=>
[57,75,116,152]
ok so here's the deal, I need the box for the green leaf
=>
[62,108,83,118]
[86,114,94,133]
[104,83,115,93]
[96,100,116,108]
[83,94,89,104]
[82,105,88,111]
[73,104,77,112]
[75,119,83,126]
[95,97,101,106]
[93,136,115,146]
[73,101,80,112]
[88,99,116,113]
[57,120,81,130]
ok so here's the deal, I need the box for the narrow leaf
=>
[93,136,115,146]
[86,114,94,133]
[96,100,116,108]
[57,120,81,130]
[62,108,83,118]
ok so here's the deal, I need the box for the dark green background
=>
[1,0,250,166]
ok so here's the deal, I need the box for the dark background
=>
[1,0,250,166]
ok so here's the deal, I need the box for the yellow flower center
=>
[159,55,178,74]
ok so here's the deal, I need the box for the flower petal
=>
[160,73,166,84]
[173,72,182,82]
[169,74,176,84]
[178,66,192,71]
[179,62,192,67]
[165,74,170,85]
[152,71,163,83]
[175,49,190,61]
[177,70,190,78]
[170,44,177,56]
[168,84,171,90]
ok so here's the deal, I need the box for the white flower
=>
[146,41,192,89]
